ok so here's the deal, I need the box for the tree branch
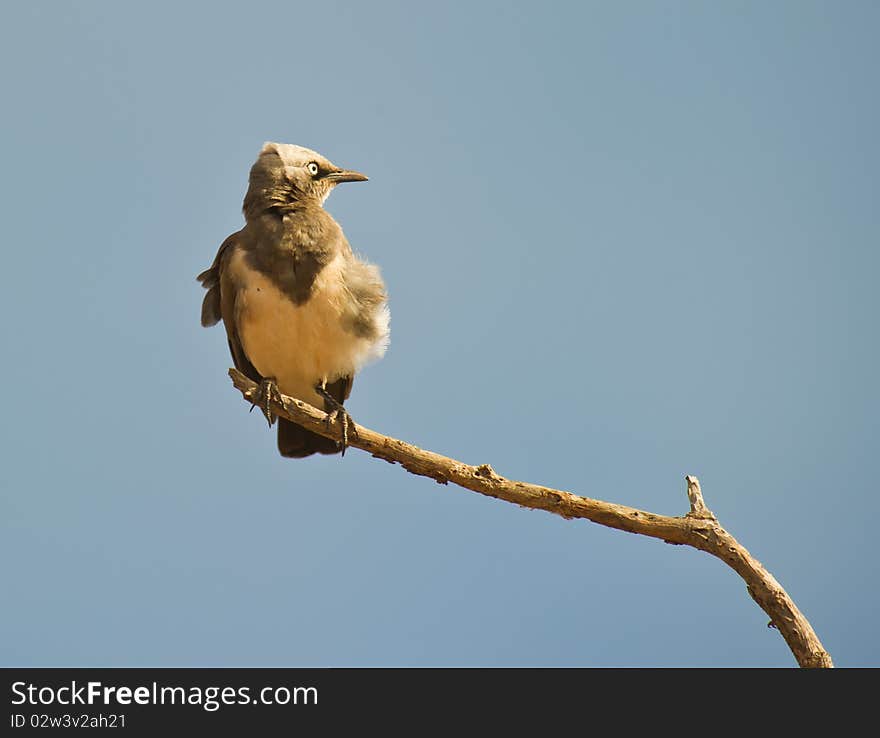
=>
[229,368,833,668]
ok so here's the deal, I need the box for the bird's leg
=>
[314,382,357,456]
[249,377,281,427]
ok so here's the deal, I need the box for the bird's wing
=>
[198,231,264,384]
[197,231,238,327]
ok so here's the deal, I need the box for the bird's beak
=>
[325,169,369,183]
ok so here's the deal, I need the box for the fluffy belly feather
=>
[232,251,383,407]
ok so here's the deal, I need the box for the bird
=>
[198,142,389,458]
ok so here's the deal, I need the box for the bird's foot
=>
[315,384,358,456]
[249,377,281,427]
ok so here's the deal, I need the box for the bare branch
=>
[685,475,715,519]
[229,368,833,668]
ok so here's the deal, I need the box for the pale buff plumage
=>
[199,142,389,457]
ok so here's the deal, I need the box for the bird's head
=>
[243,142,367,219]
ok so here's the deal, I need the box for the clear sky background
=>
[1,1,877,667]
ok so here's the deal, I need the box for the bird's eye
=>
[307,162,319,176]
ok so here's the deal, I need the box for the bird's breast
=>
[229,249,381,407]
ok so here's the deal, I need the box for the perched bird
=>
[198,142,389,457]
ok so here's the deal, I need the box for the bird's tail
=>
[277,375,352,458]
[277,418,341,458]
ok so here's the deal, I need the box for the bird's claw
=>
[250,378,281,427]
[315,383,357,456]
[326,407,358,456]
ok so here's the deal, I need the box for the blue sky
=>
[1,1,877,666]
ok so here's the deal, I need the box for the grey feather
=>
[197,142,388,458]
